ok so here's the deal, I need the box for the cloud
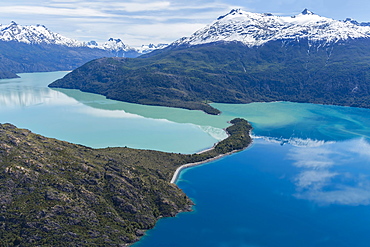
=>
[50,1,174,13]
[0,5,116,18]
[64,19,205,45]
[109,2,172,12]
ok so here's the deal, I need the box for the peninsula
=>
[0,118,252,246]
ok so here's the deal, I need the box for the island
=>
[0,118,252,246]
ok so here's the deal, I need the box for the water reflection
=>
[0,85,71,107]
[253,135,335,147]
[288,138,370,206]
[52,88,229,141]
[53,88,232,129]
[0,72,221,153]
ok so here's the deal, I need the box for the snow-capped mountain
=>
[136,43,168,54]
[87,38,133,52]
[93,39,167,55]
[100,38,132,52]
[173,9,370,47]
[0,21,85,47]
[0,22,165,56]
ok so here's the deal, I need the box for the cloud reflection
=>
[288,147,337,168]
[0,86,75,107]
[252,135,335,148]
[295,170,338,190]
[78,107,145,119]
[348,138,370,160]
[287,138,370,206]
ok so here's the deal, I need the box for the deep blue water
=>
[135,139,370,247]
[134,104,370,247]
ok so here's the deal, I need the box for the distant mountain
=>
[50,9,370,114]
[0,22,166,78]
[136,43,169,54]
[0,21,85,47]
[0,21,167,55]
[86,38,167,58]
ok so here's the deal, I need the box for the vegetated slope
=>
[0,118,252,246]
[0,41,112,78]
[49,38,370,114]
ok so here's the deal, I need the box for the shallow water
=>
[0,72,224,153]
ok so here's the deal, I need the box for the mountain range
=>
[50,9,370,114]
[172,9,370,47]
[0,22,167,78]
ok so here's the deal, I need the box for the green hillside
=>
[0,118,252,246]
[50,39,370,114]
[0,41,113,79]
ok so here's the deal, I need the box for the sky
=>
[0,0,369,48]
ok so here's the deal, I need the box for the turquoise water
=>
[2,72,370,246]
[0,72,224,153]
[214,102,370,142]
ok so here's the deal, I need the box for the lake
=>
[2,72,370,246]
[0,71,227,154]
[134,102,370,247]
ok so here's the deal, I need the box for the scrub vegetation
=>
[0,118,252,246]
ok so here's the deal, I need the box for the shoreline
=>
[130,118,253,246]
[170,150,237,184]
[170,130,252,184]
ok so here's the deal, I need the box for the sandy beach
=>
[170,130,252,184]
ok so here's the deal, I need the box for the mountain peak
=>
[301,9,315,15]
[217,8,244,20]
[228,8,243,15]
